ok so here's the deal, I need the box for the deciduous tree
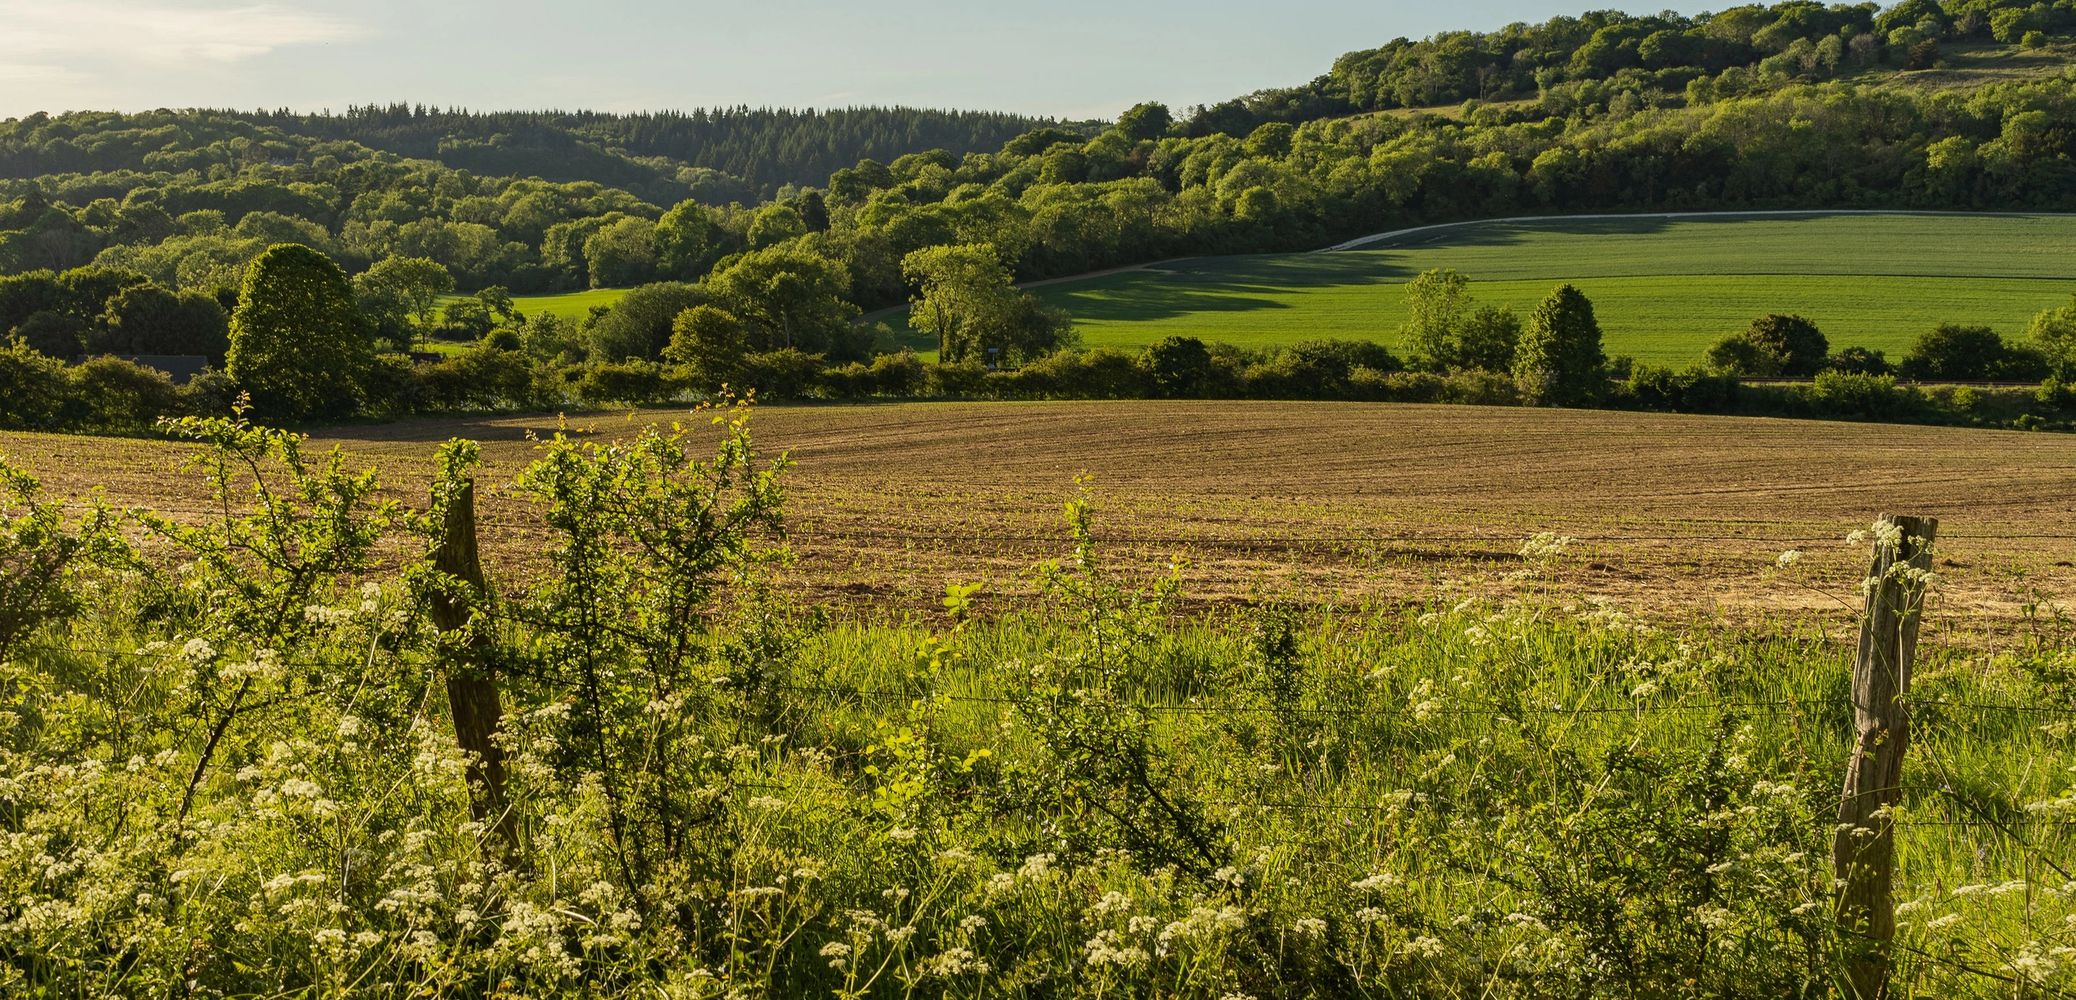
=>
[353,256,453,350]
[227,244,373,419]
[1513,284,1605,405]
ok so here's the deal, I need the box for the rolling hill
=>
[1025,212,2076,364]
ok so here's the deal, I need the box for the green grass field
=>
[1033,212,2076,364]
[441,286,632,323]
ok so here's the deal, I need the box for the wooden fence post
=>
[1833,513,1938,1000]
[429,479,518,852]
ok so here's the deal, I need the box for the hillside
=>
[0,105,1069,200]
[6,1,2076,432]
[1028,212,2076,363]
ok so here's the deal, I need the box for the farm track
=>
[7,401,2072,631]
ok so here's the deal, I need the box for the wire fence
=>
[44,497,2075,548]
[23,639,2076,833]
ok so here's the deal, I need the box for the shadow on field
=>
[1350,212,1852,251]
[1033,254,1401,325]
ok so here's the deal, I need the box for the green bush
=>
[0,341,74,429]
[1829,346,1894,376]
[417,348,557,412]
[925,360,989,397]
[1620,365,1741,413]
[1139,336,1216,397]
[64,356,180,432]
[736,348,826,398]
[1900,324,2048,381]
[1809,370,1907,420]
[572,359,678,405]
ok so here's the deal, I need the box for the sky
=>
[0,0,1709,121]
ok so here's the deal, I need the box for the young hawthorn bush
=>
[998,482,1228,883]
[0,460,127,658]
[508,400,796,919]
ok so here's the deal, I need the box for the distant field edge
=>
[1318,208,2076,253]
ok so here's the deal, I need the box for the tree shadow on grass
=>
[1351,210,1907,251]
[1033,253,1409,326]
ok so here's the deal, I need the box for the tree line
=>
[6,0,2076,430]
[4,246,2074,437]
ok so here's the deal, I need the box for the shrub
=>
[417,348,555,411]
[356,355,427,417]
[817,361,874,398]
[573,359,677,405]
[1621,365,1741,413]
[1810,370,1906,420]
[1829,346,1894,376]
[1705,333,1784,377]
[736,348,826,398]
[65,356,180,432]
[1900,323,2044,381]
[1139,336,1215,397]
[866,350,927,396]
[1351,365,1413,400]
[1442,368,1522,405]
[0,340,74,429]
[174,367,239,418]
[1013,348,1150,399]
[1744,314,1828,376]
[926,361,989,397]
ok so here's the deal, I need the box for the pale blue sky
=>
[0,1,1708,120]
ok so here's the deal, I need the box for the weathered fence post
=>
[429,478,518,852]
[1833,513,1938,1000]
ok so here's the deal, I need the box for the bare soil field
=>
[7,401,2073,630]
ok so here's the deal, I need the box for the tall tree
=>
[1744,313,1829,376]
[88,283,230,361]
[1512,284,1605,405]
[2028,296,2076,379]
[662,303,750,387]
[227,244,373,419]
[707,246,861,358]
[1115,102,1174,141]
[1400,268,1472,371]
[903,243,1017,362]
[353,256,453,350]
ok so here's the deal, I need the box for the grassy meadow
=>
[440,286,632,323]
[1033,213,2076,364]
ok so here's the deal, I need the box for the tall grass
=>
[3,408,2074,997]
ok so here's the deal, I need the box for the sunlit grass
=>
[1035,213,2076,363]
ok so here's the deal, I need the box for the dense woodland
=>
[7,0,2076,428]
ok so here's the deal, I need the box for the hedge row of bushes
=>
[4,340,2073,437]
